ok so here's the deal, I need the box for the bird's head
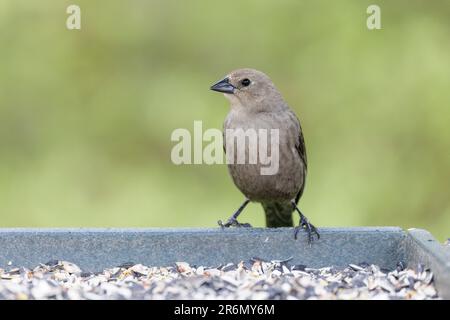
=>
[210,68,286,112]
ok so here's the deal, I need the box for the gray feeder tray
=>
[0,227,449,299]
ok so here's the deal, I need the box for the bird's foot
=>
[218,218,252,228]
[294,214,320,245]
[218,199,251,228]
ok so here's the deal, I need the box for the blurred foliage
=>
[0,0,449,240]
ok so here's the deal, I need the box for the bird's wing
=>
[296,124,307,168]
[222,119,228,154]
[223,130,226,154]
[294,116,307,204]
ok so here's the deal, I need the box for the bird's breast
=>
[223,111,304,202]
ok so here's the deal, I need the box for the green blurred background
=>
[0,0,449,240]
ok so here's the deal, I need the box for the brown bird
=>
[210,68,319,243]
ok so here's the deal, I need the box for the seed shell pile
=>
[0,259,440,300]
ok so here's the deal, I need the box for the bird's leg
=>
[218,199,252,228]
[291,201,320,245]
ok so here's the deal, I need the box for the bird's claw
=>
[294,215,320,245]
[218,218,252,229]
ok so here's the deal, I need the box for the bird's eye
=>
[241,78,251,87]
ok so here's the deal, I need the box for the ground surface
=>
[0,258,440,300]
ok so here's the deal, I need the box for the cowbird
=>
[210,68,319,243]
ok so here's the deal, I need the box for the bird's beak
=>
[210,77,235,94]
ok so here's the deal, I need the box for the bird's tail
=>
[261,201,294,227]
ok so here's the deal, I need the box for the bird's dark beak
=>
[210,77,235,94]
